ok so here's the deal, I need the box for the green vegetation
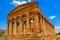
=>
[56,32,60,40]
[0,32,5,37]
[56,32,60,35]
[0,29,5,37]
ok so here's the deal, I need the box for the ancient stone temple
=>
[0,2,56,40]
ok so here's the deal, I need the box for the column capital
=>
[26,13,30,19]
[8,18,13,21]
[13,17,17,22]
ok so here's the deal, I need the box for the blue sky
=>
[0,0,60,33]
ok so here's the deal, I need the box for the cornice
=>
[8,2,38,16]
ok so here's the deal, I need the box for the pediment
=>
[8,2,38,16]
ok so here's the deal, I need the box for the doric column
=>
[26,13,30,34]
[43,19,46,34]
[5,21,9,35]
[31,21,34,34]
[19,17,23,34]
[38,15,45,37]
[34,13,40,33]
[24,23,26,34]
[9,20,13,35]
[13,18,18,36]
[39,15,42,33]
[43,19,48,40]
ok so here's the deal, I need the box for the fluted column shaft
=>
[24,22,26,34]
[43,19,46,35]
[26,13,30,34]
[39,15,42,33]
[9,20,13,35]
[14,18,18,36]
[31,21,34,34]
[19,17,23,34]
[34,13,40,33]
[42,17,47,40]
[5,21,9,35]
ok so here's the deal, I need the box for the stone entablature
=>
[8,2,38,16]
[0,2,56,40]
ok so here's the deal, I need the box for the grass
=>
[0,31,5,37]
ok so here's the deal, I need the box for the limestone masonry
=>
[0,2,56,40]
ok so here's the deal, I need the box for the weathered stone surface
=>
[0,2,56,40]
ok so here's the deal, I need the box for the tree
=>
[56,32,60,35]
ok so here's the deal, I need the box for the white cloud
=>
[11,0,27,6]
[10,0,32,6]
[28,0,31,2]
[49,16,56,20]
[55,26,60,33]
